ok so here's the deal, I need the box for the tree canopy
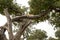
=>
[0,0,60,40]
[27,29,47,40]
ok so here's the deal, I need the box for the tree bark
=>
[12,9,50,22]
[14,20,31,40]
[3,8,14,40]
[0,26,7,40]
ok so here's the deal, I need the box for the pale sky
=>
[0,14,7,26]
[0,0,56,39]
[16,0,29,7]
[33,20,56,38]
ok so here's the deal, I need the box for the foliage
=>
[55,29,60,38]
[0,0,24,15]
[28,0,60,23]
[48,37,57,40]
[27,29,47,40]
[29,0,60,14]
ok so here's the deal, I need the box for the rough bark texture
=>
[3,8,14,40]
[14,20,31,40]
[0,34,7,40]
[0,27,7,40]
[12,9,51,22]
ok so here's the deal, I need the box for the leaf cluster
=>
[27,29,47,40]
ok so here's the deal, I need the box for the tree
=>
[29,0,60,28]
[0,26,7,40]
[0,0,60,40]
[55,29,60,40]
[48,37,57,40]
[27,29,47,40]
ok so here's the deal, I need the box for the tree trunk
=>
[3,8,14,40]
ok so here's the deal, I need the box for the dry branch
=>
[3,8,14,40]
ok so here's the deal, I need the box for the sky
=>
[33,20,56,38]
[0,0,56,39]
[16,0,29,7]
[0,14,7,26]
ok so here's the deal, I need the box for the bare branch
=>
[12,15,39,20]
[12,9,50,22]
[14,20,32,40]
[3,8,14,40]
[12,7,60,22]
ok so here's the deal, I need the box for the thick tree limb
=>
[12,7,60,22]
[12,13,47,22]
[12,8,53,22]
[14,20,32,40]
[12,15,40,20]
[3,8,14,40]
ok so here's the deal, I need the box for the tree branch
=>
[14,20,32,40]
[12,9,51,22]
[12,7,60,22]
[3,8,14,40]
